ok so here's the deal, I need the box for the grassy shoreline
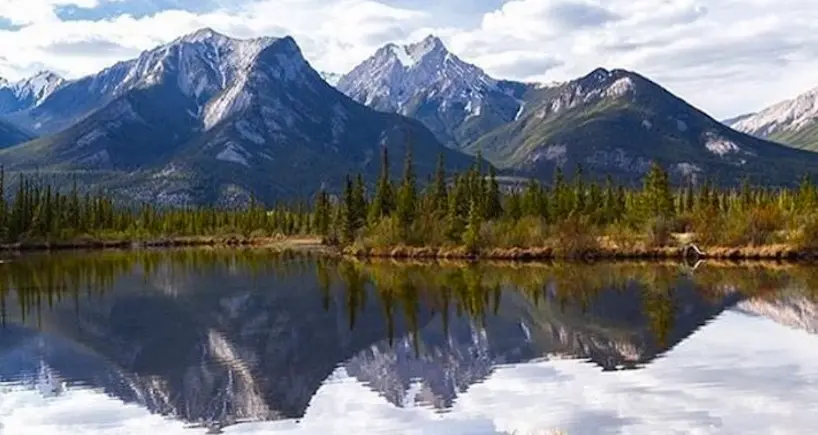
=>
[5,234,818,263]
[341,240,818,261]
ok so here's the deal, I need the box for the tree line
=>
[0,169,316,242]
[3,148,818,249]
[320,147,818,250]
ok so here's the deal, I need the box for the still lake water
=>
[0,250,817,434]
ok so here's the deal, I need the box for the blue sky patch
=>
[55,0,219,22]
[0,17,23,31]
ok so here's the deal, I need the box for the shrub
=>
[691,208,725,246]
[646,216,673,247]
[605,222,641,250]
[553,216,599,258]
[788,212,818,249]
[481,217,549,248]
[720,205,783,246]
[360,216,404,248]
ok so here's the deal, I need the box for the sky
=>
[0,0,817,118]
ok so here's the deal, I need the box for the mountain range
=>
[726,87,818,152]
[0,29,817,204]
[0,30,472,205]
[337,37,818,185]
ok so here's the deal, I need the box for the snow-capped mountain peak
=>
[9,28,285,134]
[131,28,278,95]
[0,70,65,115]
[383,35,446,68]
[10,70,65,105]
[335,34,528,147]
[338,35,498,113]
[177,27,229,44]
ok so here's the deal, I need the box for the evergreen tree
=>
[352,174,367,229]
[463,199,483,251]
[314,189,331,236]
[431,153,447,215]
[485,165,503,219]
[573,163,585,214]
[368,146,395,224]
[506,191,522,221]
[341,176,357,243]
[396,146,417,231]
[445,176,467,241]
[642,162,675,219]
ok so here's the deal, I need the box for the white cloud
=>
[1,0,818,117]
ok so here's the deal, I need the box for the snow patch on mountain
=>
[389,44,416,67]
[703,133,740,156]
[604,77,635,98]
[514,102,526,120]
[203,77,253,129]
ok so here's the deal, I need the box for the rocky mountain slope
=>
[466,68,818,184]
[341,38,818,185]
[0,29,474,205]
[3,29,272,136]
[726,87,818,151]
[337,36,530,149]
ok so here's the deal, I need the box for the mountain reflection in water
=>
[0,250,817,434]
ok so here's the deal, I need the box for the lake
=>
[0,250,817,434]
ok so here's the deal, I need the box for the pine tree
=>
[431,153,447,215]
[573,163,585,214]
[445,176,466,241]
[602,175,617,223]
[485,165,503,219]
[463,198,482,251]
[551,168,568,220]
[352,174,367,230]
[341,176,357,243]
[643,162,674,219]
[506,190,522,221]
[314,189,331,236]
[396,146,417,231]
[368,146,395,224]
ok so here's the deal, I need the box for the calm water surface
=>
[0,250,817,434]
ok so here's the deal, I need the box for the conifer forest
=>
[2,147,818,253]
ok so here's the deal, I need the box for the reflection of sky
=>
[2,310,818,434]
